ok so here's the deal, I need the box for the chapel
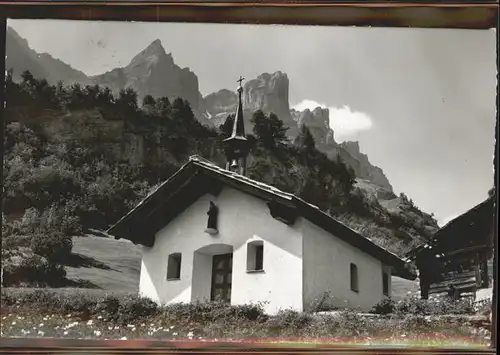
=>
[107,77,415,314]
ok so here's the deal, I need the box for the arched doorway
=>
[191,244,234,303]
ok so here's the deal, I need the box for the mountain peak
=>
[142,39,167,56]
[126,39,172,71]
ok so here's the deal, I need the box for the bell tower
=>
[222,76,250,175]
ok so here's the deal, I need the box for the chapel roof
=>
[107,155,416,280]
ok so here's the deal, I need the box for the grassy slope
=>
[65,236,141,293]
[66,235,419,300]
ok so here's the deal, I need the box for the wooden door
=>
[211,253,233,302]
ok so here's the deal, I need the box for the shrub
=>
[372,297,396,315]
[30,232,73,263]
[382,295,476,316]
[118,295,159,324]
[268,309,314,330]
[60,296,98,318]
[95,295,121,321]
[2,253,67,287]
[162,300,267,324]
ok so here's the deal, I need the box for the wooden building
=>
[405,194,495,300]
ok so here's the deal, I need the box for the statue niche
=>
[205,201,219,235]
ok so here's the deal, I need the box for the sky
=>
[7,20,497,225]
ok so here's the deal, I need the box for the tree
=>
[251,110,288,149]
[116,87,138,115]
[156,97,171,117]
[220,114,235,138]
[143,95,156,107]
[294,124,316,153]
[21,70,36,87]
[335,154,356,195]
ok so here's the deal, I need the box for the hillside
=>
[6,27,396,195]
[66,236,141,292]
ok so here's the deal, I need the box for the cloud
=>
[292,100,374,141]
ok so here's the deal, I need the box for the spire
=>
[222,76,250,175]
[232,76,246,138]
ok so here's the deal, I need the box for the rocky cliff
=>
[5,27,90,85]
[5,28,394,193]
[242,72,295,129]
[90,39,203,116]
[339,141,393,193]
[291,107,333,147]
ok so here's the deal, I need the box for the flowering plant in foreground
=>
[0,308,491,346]
[0,289,491,347]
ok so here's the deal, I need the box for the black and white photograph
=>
[0,19,497,346]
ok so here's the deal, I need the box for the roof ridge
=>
[191,157,294,200]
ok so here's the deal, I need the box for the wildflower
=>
[87,320,93,325]
[39,323,44,327]
[67,314,72,318]
[187,331,194,337]
[38,330,44,336]
[94,330,102,336]
[108,326,113,330]
[63,331,69,335]
[97,316,102,320]
[127,324,134,328]
[11,321,16,325]
[131,328,136,332]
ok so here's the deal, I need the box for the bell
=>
[230,159,239,169]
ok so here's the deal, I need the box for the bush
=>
[267,309,314,331]
[30,232,73,263]
[2,253,67,287]
[95,294,121,321]
[163,300,267,323]
[372,297,396,315]
[118,295,159,324]
[372,295,475,316]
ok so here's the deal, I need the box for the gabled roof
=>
[107,155,416,280]
[405,195,496,262]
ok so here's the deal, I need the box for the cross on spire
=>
[237,76,245,86]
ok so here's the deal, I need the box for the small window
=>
[167,253,182,280]
[350,263,358,292]
[383,271,389,296]
[247,241,264,272]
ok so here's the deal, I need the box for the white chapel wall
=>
[302,219,391,312]
[138,186,304,315]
